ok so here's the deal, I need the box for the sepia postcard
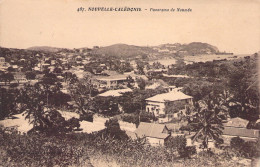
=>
[0,0,260,166]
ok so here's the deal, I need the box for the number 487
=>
[77,7,85,12]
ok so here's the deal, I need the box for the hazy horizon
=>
[0,43,256,55]
[1,0,260,54]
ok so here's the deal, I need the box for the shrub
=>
[165,135,187,151]
[102,118,129,140]
[80,112,93,122]
[240,141,257,158]
[230,136,245,151]
[121,114,139,125]
[10,83,19,88]
[0,133,90,166]
[140,111,157,123]
[178,146,196,158]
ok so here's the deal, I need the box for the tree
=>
[26,71,36,80]
[93,96,120,116]
[165,135,196,158]
[228,57,259,121]
[53,67,62,74]
[68,76,97,115]
[103,118,129,140]
[139,110,157,123]
[136,61,145,75]
[165,135,187,152]
[189,99,224,150]
[0,88,18,119]
[164,101,187,117]
[0,73,14,85]
[17,84,78,135]
[136,77,146,90]
[126,75,134,88]
[7,66,15,72]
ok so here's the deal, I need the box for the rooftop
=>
[223,117,249,128]
[223,127,259,139]
[98,88,132,97]
[146,91,193,103]
[95,74,127,81]
[134,122,169,139]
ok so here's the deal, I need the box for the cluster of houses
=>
[1,52,259,150]
[129,117,260,147]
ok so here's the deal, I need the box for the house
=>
[0,57,5,63]
[94,74,128,89]
[222,117,260,142]
[12,65,19,72]
[145,88,193,121]
[14,73,28,84]
[134,122,170,146]
[0,57,10,71]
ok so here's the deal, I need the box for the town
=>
[0,43,259,166]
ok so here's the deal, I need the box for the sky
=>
[0,0,260,54]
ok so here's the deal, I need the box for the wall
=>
[146,101,165,116]
[147,137,165,146]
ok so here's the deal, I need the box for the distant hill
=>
[26,42,220,58]
[27,46,63,52]
[92,42,220,59]
[157,42,219,55]
[181,42,219,55]
[91,44,156,58]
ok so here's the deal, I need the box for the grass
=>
[0,130,253,167]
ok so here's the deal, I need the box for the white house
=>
[0,57,10,71]
[94,74,128,89]
[145,88,193,120]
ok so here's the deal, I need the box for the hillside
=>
[27,46,64,52]
[25,42,220,58]
[91,44,156,59]
[91,42,220,59]
[157,42,219,55]
[180,42,219,55]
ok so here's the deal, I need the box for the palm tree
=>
[190,99,224,150]
[68,76,96,115]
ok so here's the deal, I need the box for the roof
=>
[165,122,188,131]
[96,74,127,81]
[98,88,132,97]
[163,74,191,78]
[134,122,169,139]
[125,130,138,140]
[223,117,249,128]
[146,91,193,103]
[223,127,260,139]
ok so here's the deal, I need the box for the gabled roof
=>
[98,88,132,97]
[146,91,193,103]
[223,127,259,139]
[134,122,169,139]
[224,117,249,128]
